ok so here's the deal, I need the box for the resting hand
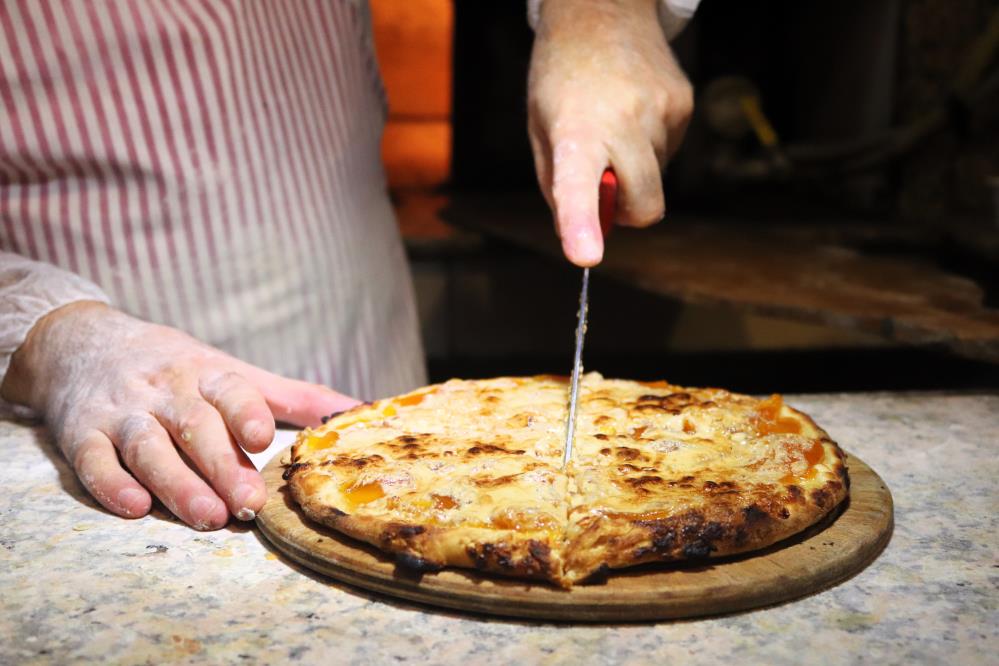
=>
[528,0,694,266]
[1,301,359,529]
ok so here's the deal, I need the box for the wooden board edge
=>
[256,449,894,622]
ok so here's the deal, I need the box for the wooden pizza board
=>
[256,449,893,622]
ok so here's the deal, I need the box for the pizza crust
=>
[285,374,848,587]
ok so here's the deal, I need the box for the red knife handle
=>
[598,168,617,238]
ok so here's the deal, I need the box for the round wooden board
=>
[256,449,893,622]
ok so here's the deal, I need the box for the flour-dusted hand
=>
[0,301,359,530]
[528,0,694,267]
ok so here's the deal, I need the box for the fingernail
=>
[117,488,146,515]
[233,483,259,521]
[189,495,221,528]
[242,420,270,447]
[569,225,601,265]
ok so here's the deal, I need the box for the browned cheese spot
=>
[614,447,642,461]
[466,443,526,456]
[505,413,532,428]
[472,473,522,488]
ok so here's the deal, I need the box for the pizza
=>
[284,374,848,587]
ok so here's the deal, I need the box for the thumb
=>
[551,135,607,267]
[245,370,361,427]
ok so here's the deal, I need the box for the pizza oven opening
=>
[372,0,999,393]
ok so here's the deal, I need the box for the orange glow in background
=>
[371,0,453,188]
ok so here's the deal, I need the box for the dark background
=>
[417,0,999,392]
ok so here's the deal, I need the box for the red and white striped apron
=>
[0,0,426,401]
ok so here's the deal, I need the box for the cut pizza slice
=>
[285,376,575,585]
[562,376,849,583]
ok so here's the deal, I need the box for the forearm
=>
[1,300,110,411]
[532,0,673,98]
[0,252,110,408]
[528,0,698,40]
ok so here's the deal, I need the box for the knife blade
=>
[563,168,617,468]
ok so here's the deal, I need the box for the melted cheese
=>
[290,373,846,582]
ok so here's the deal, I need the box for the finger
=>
[527,116,554,211]
[549,132,607,267]
[607,137,666,228]
[665,80,694,159]
[199,370,275,453]
[239,367,361,427]
[156,398,266,521]
[70,430,151,518]
[115,413,229,530]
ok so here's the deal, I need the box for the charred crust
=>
[742,504,769,526]
[651,526,678,551]
[594,434,609,441]
[682,521,723,559]
[599,447,612,455]
[682,541,714,559]
[633,521,677,554]
[466,542,512,571]
[834,461,850,488]
[811,488,831,509]
[316,505,347,518]
[467,543,493,570]
[582,562,611,583]
[464,540,553,577]
[778,507,791,519]
[786,485,804,501]
[383,523,426,543]
[282,462,311,480]
[394,552,443,572]
[527,540,553,573]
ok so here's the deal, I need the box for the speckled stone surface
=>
[1,393,997,665]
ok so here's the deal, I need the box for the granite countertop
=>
[1,392,996,664]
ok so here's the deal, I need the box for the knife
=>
[563,168,617,468]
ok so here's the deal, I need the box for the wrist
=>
[537,0,659,35]
[1,300,110,409]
